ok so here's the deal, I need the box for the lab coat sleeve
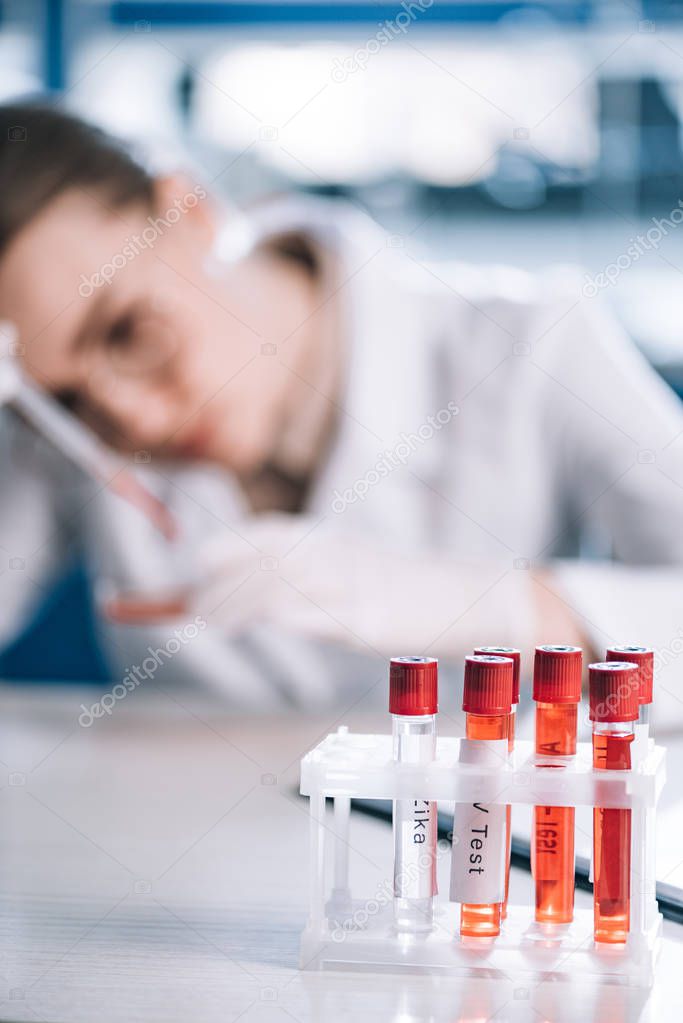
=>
[535,285,683,563]
[0,413,74,650]
[535,289,683,726]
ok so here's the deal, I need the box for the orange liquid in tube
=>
[590,661,638,944]
[474,646,520,920]
[531,645,582,925]
[451,655,514,938]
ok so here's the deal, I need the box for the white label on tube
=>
[450,738,508,904]
[394,799,437,899]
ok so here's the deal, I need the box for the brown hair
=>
[0,103,154,257]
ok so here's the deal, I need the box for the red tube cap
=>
[462,655,513,715]
[533,645,583,704]
[589,661,640,722]
[389,656,438,715]
[606,646,653,706]
[474,646,521,704]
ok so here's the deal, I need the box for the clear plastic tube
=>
[392,714,437,933]
[1,356,175,539]
[533,702,577,924]
[459,711,509,937]
[502,704,515,918]
[473,646,519,922]
[593,720,635,943]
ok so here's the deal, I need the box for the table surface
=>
[0,682,681,1023]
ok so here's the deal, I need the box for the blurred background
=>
[2,2,683,379]
[1,0,683,681]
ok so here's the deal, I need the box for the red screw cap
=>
[462,655,513,715]
[389,656,438,715]
[606,646,653,706]
[589,662,640,722]
[533,645,583,704]
[474,646,521,704]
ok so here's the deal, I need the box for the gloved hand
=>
[193,512,536,660]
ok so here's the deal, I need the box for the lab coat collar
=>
[245,196,442,543]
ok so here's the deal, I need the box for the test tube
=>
[589,661,639,944]
[474,646,520,919]
[390,656,438,933]
[606,646,655,933]
[451,655,513,938]
[531,645,582,925]
[606,646,654,736]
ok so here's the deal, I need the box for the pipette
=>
[0,334,176,541]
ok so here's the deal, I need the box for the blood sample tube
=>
[606,646,654,744]
[390,656,438,933]
[589,661,639,944]
[606,646,655,930]
[531,645,582,925]
[451,655,513,938]
[474,646,520,919]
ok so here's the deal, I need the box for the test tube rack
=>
[299,726,666,987]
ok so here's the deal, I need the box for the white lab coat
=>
[2,198,683,724]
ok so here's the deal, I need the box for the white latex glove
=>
[194,513,537,660]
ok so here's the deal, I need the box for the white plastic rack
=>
[299,727,666,987]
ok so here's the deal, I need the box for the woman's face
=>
[0,179,314,473]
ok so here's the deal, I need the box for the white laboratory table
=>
[0,681,681,1023]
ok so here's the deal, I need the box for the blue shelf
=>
[45,0,65,90]
[110,2,594,27]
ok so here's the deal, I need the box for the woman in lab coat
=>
[1,103,683,719]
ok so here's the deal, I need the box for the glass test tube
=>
[531,645,582,925]
[606,646,655,932]
[390,656,438,933]
[474,646,520,920]
[451,655,513,938]
[606,646,654,739]
[589,661,639,944]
